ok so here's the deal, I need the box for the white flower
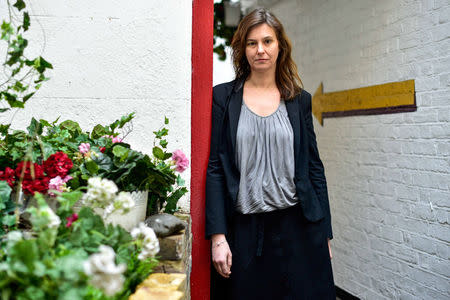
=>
[131,222,160,260]
[33,206,61,229]
[103,203,115,218]
[6,230,23,242]
[100,191,135,218]
[82,177,118,208]
[113,192,135,213]
[6,231,23,249]
[83,245,126,296]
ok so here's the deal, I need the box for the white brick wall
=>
[0,1,192,211]
[267,0,449,299]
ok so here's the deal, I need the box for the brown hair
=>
[231,8,303,100]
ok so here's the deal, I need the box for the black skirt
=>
[211,203,335,300]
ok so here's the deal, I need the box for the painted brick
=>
[386,243,419,264]
[428,222,450,242]
[418,252,450,277]
[403,232,436,254]
[263,0,450,298]
[430,190,450,208]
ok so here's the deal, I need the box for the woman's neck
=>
[246,71,277,89]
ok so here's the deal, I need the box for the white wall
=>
[213,43,235,86]
[0,0,192,212]
[267,0,449,299]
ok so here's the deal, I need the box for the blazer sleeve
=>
[303,91,333,240]
[205,88,228,240]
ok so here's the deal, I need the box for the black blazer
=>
[205,78,333,240]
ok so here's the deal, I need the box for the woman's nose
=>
[257,43,264,53]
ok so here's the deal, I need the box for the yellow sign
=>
[312,79,416,125]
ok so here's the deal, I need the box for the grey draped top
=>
[235,99,299,214]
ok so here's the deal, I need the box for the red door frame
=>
[190,0,213,299]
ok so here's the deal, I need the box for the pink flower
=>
[103,135,122,144]
[111,136,122,143]
[79,143,91,154]
[48,175,72,196]
[172,149,189,173]
[66,213,78,228]
[49,176,65,193]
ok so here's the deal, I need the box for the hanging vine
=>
[214,0,241,61]
[0,0,53,114]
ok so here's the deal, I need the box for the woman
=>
[205,8,335,300]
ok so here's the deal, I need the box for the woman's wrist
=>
[212,240,227,248]
[211,234,227,248]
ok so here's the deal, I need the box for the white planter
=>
[73,190,148,231]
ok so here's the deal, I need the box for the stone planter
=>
[73,190,148,231]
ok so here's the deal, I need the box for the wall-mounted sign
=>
[312,79,416,125]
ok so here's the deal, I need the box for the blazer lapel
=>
[285,97,301,177]
[286,92,308,180]
[228,80,244,155]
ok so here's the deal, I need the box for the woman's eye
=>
[265,39,272,44]
[247,42,256,46]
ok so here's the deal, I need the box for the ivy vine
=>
[1,0,53,113]
[214,0,241,61]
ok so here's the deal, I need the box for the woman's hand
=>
[328,238,332,260]
[211,234,232,278]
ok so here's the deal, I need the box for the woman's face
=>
[245,23,279,74]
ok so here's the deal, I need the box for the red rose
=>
[99,147,106,153]
[43,152,73,178]
[0,167,16,188]
[15,161,45,180]
[21,177,50,195]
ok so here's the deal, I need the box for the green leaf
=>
[12,80,25,92]
[2,214,16,226]
[0,108,10,112]
[23,92,34,102]
[13,0,26,11]
[27,117,43,136]
[59,120,82,135]
[153,128,169,139]
[118,112,135,129]
[0,181,12,204]
[37,227,57,249]
[6,35,28,66]
[91,124,106,139]
[3,92,24,108]
[34,56,53,73]
[152,147,165,160]
[91,152,113,172]
[164,116,169,124]
[51,116,61,125]
[163,152,172,160]
[85,159,99,174]
[164,187,187,214]
[107,113,135,131]
[1,21,14,40]
[176,174,185,186]
[112,145,129,160]
[0,124,10,135]
[57,190,83,212]
[159,139,168,148]
[39,119,51,127]
[10,239,38,273]
[23,12,30,31]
